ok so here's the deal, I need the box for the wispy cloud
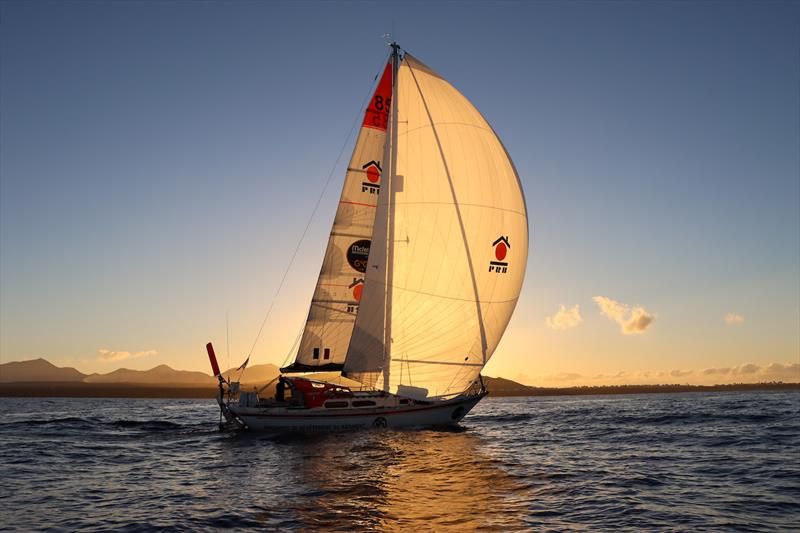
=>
[545,372,584,382]
[701,362,799,379]
[724,313,745,325]
[526,361,799,387]
[545,304,583,330]
[702,367,732,375]
[592,296,654,334]
[97,348,157,363]
[762,362,800,380]
[736,362,760,374]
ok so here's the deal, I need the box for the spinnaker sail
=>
[344,54,528,400]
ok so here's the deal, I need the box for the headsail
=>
[344,53,528,399]
[281,62,392,373]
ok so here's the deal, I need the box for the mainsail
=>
[281,62,392,373]
[344,53,529,400]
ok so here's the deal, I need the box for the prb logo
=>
[489,236,510,274]
[361,161,381,194]
[347,278,364,313]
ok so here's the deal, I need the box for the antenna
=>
[226,309,230,383]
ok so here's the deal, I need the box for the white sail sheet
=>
[345,54,528,399]
[286,63,392,372]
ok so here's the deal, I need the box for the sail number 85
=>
[374,95,391,111]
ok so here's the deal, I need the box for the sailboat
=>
[206,43,528,431]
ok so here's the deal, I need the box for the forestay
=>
[344,54,528,399]
[283,63,392,373]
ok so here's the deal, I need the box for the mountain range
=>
[0,358,538,396]
[5,358,793,398]
[0,358,281,386]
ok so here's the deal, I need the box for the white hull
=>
[222,393,485,432]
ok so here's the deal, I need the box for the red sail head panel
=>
[362,62,393,131]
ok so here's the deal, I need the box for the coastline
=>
[1,381,797,399]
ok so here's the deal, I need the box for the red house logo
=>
[347,278,365,313]
[489,236,510,274]
[361,160,381,194]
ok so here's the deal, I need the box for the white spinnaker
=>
[345,54,528,399]
[290,63,392,371]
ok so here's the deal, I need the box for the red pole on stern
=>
[206,342,221,378]
[207,342,229,430]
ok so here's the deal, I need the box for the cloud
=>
[546,372,583,382]
[702,363,759,375]
[545,304,583,330]
[734,362,760,374]
[592,296,654,334]
[701,362,799,381]
[702,367,732,375]
[516,361,799,388]
[724,313,745,325]
[97,348,157,363]
[761,362,800,380]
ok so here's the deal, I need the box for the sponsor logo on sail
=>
[361,161,381,194]
[347,278,364,313]
[346,240,371,273]
[489,236,510,274]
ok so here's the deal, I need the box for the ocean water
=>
[0,392,797,532]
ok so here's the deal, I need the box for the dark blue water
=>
[0,392,798,531]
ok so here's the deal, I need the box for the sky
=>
[1,1,798,386]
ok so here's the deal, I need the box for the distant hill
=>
[0,358,281,386]
[483,376,537,396]
[83,364,215,385]
[0,358,87,383]
[220,363,281,385]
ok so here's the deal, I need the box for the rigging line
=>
[243,51,392,367]
[281,320,306,369]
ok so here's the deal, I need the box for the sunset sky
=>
[2,1,798,386]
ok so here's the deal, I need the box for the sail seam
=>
[339,200,377,208]
[365,279,519,304]
[329,231,371,239]
[398,121,496,138]
[392,201,526,217]
[396,359,484,367]
[406,60,490,363]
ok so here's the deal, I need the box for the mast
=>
[382,42,401,391]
